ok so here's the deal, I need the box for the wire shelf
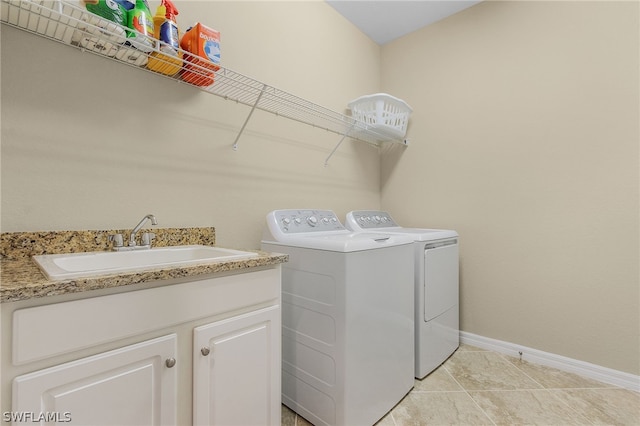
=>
[1,0,407,161]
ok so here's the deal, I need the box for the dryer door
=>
[424,241,459,322]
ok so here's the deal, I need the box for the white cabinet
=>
[193,306,280,426]
[2,267,282,426]
[12,335,178,426]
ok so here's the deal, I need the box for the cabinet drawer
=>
[13,268,280,365]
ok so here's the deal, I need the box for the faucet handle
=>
[109,233,124,248]
[141,232,156,246]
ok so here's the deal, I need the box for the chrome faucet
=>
[109,214,159,251]
[129,214,158,247]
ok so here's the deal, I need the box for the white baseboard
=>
[460,331,640,393]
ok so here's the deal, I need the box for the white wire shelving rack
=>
[1,0,407,165]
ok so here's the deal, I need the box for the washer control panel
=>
[273,209,345,233]
[347,210,398,229]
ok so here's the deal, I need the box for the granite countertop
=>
[1,228,288,303]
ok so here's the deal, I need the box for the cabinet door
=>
[193,306,280,426]
[12,334,177,426]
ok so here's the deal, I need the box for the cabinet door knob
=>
[201,347,210,356]
[165,357,176,368]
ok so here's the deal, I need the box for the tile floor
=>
[281,344,640,425]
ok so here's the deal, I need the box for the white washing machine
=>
[345,210,459,379]
[262,209,415,426]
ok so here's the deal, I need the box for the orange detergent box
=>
[180,23,220,87]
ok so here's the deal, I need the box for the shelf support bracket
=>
[232,83,267,151]
[324,122,357,166]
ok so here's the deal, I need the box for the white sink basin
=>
[33,245,258,280]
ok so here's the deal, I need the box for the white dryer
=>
[262,209,414,426]
[345,210,459,379]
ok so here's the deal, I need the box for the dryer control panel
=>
[347,210,398,229]
[270,209,346,234]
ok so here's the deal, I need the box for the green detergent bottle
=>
[126,0,154,52]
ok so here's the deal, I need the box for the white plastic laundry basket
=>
[348,93,412,139]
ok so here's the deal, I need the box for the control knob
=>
[307,216,318,226]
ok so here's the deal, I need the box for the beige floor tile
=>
[413,368,464,392]
[469,389,593,425]
[444,351,543,391]
[280,346,639,426]
[551,388,640,425]
[391,391,493,425]
[508,358,613,389]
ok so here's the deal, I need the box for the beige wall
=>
[380,1,639,375]
[2,0,638,377]
[0,1,382,248]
